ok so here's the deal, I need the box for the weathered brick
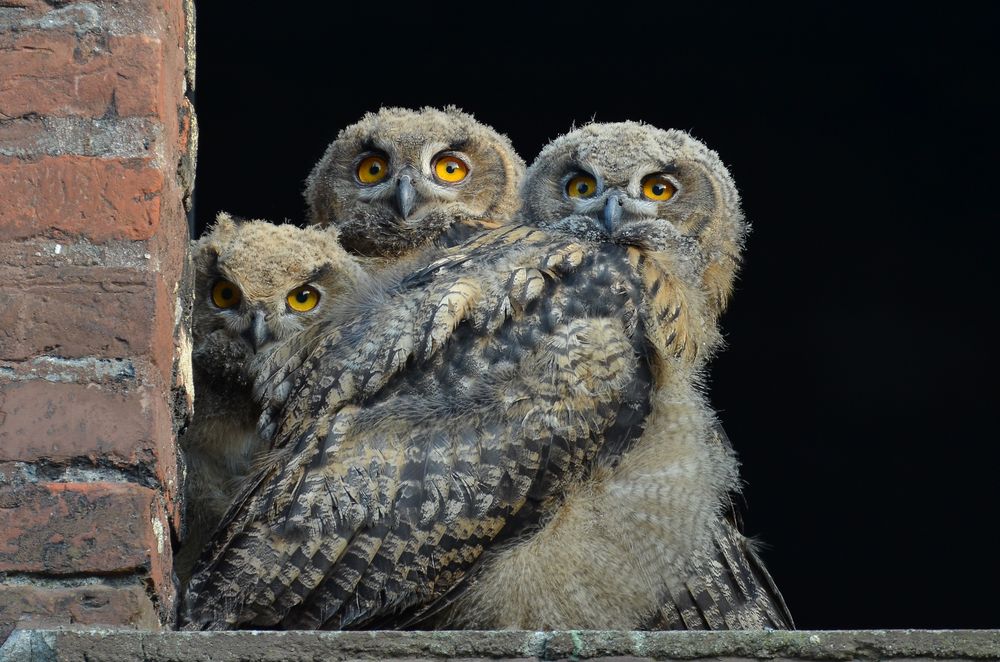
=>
[0,264,175,381]
[0,482,172,613]
[0,0,191,631]
[0,584,158,630]
[0,156,163,241]
[0,31,164,119]
[0,482,157,573]
[0,116,160,159]
[0,380,177,503]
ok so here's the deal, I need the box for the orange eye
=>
[287,285,320,312]
[211,280,242,309]
[433,154,469,183]
[566,174,598,198]
[642,175,676,201]
[357,155,389,184]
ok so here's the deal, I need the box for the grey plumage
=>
[175,212,367,586]
[444,122,789,630]
[182,122,788,631]
[304,106,525,260]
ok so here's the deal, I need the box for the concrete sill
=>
[3,629,999,661]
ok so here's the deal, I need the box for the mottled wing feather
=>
[648,522,792,630]
[286,313,638,630]
[438,217,505,248]
[644,424,793,630]
[184,227,652,630]
[627,247,703,367]
[256,225,581,442]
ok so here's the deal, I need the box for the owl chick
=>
[304,106,525,261]
[182,123,764,632]
[175,212,367,586]
[440,122,790,630]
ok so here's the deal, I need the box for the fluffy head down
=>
[522,122,747,317]
[304,106,525,258]
[192,212,367,358]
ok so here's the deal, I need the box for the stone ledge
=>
[1,629,997,661]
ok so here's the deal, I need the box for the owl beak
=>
[395,175,416,220]
[602,193,623,231]
[241,310,273,353]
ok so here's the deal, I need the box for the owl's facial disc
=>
[562,167,674,234]
[338,138,493,256]
[355,148,471,225]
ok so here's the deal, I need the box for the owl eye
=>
[287,285,321,312]
[357,155,389,184]
[432,154,469,184]
[566,174,598,198]
[641,175,677,201]
[211,279,242,309]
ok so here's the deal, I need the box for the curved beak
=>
[395,174,416,220]
[602,193,623,232]
[241,309,273,353]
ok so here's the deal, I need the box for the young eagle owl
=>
[439,123,791,630]
[175,212,367,586]
[182,124,787,631]
[304,106,525,261]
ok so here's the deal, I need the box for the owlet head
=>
[304,106,525,258]
[192,212,367,356]
[522,122,747,316]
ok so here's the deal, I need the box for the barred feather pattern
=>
[182,224,702,630]
[642,423,794,630]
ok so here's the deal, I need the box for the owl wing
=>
[183,226,656,630]
[438,216,506,248]
[253,224,573,443]
[645,424,793,630]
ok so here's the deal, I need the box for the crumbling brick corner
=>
[0,0,196,633]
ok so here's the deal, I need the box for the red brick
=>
[152,272,177,387]
[0,482,172,609]
[0,156,163,241]
[0,31,164,119]
[0,264,174,378]
[0,380,178,504]
[0,584,159,630]
[0,482,155,572]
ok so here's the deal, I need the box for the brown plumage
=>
[175,212,367,586]
[304,106,524,261]
[182,123,788,631]
[437,122,792,630]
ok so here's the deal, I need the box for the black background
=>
[194,2,999,629]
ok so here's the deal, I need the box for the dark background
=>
[194,2,999,629]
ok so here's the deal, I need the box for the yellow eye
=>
[566,174,598,198]
[286,285,320,312]
[433,154,469,183]
[357,155,389,184]
[211,279,242,309]
[642,175,676,201]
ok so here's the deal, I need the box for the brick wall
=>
[0,0,195,633]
